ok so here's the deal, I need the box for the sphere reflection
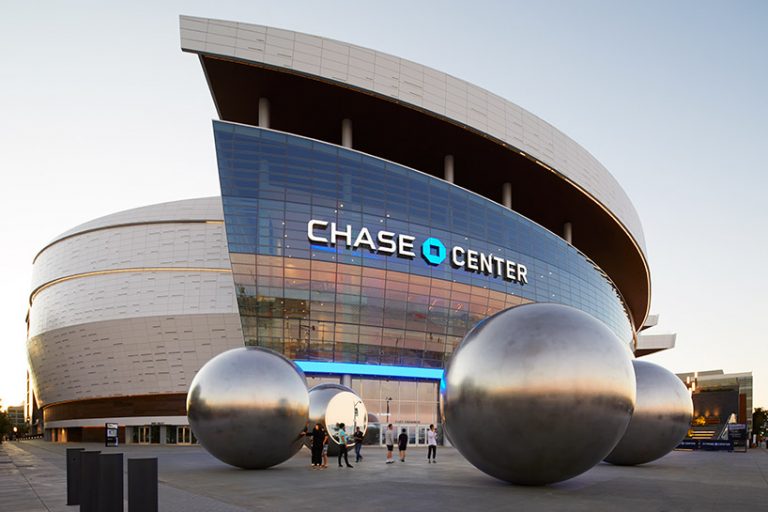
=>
[605,359,693,465]
[441,303,636,485]
[307,383,368,446]
[186,346,309,469]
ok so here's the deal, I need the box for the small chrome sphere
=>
[186,346,309,469]
[604,360,693,465]
[441,303,636,485]
[307,383,368,446]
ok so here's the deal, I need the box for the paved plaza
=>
[1,440,767,511]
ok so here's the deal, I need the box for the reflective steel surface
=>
[307,384,368,446]
[441,303,636,485]
[186,346,309,469]
[605,360,693,466]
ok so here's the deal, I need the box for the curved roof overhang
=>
[33,197,224,263]
[180,17,650,331]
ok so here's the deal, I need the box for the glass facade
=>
[214,121,633,371]
[307,375,439,427]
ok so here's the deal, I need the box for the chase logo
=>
[421,237,447,266]
[307,219,528,284]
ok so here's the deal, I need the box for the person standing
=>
[427,424,437,463]
[309,423,327,468]
[384,424,395,464]
[337,423,353,468]
[354,426,364,462]
[321,431,330,469]
[301,423,327,468]
[398,428,408,462]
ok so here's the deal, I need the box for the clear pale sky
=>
[1,1,766,410]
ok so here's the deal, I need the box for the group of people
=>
[383,423,438,463]
[304,422,438,469]
[302,422,366,469]
[303,422,330,469]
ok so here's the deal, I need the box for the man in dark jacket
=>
[398,428,408,462]
[354,426,364,462]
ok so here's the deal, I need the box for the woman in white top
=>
[427,424,437,463]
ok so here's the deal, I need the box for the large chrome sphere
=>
[605,360,692,465]
[186,346,309,469]
[307,383,368,446]
[441,303,636,485]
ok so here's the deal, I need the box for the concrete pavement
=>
[1,440,767,511]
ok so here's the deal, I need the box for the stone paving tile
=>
[0,441,250,512]
[158,485,251,512]
[0,464,47,511]
[1,442,71,512]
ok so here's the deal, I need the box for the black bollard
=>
[79,450,101,512]
[65,448,85,505]
[128,458,158,512]
[98,453,124,512]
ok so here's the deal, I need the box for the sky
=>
[1,1,766,411]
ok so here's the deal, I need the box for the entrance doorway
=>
[137,426,151,444]
[132,425,160,444]
[177,426,193,445]
[380,424,430,445]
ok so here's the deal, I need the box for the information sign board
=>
[105,422,119,447]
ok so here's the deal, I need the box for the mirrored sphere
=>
[307,383,368,446]
[441,303,636,485]
[186,346,309,469]
[604,360,693,465]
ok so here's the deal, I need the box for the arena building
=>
[678,370,754,438]
[26,16,652,444]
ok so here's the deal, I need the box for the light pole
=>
[385,397,393,421]
[353,400,362,433]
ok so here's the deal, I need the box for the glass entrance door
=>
[417,425,428,445]
[380,424,430,445]
[177,426,193,444]
[138,426,151,444]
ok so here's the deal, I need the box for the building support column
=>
[342,118,353,148]
[502,182,512,209]
[563,222,573,244]
[258,98,270,128]
[444,155,454,183]
[341,374,352,388]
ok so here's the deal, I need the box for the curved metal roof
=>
[34,197,223,262]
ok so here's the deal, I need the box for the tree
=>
[0,410,11,444]
[753,408,767,438]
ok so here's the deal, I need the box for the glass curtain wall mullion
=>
[214,122,634,370]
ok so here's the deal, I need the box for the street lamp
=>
[353,400,362,433]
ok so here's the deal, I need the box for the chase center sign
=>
[307,219,528,285]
